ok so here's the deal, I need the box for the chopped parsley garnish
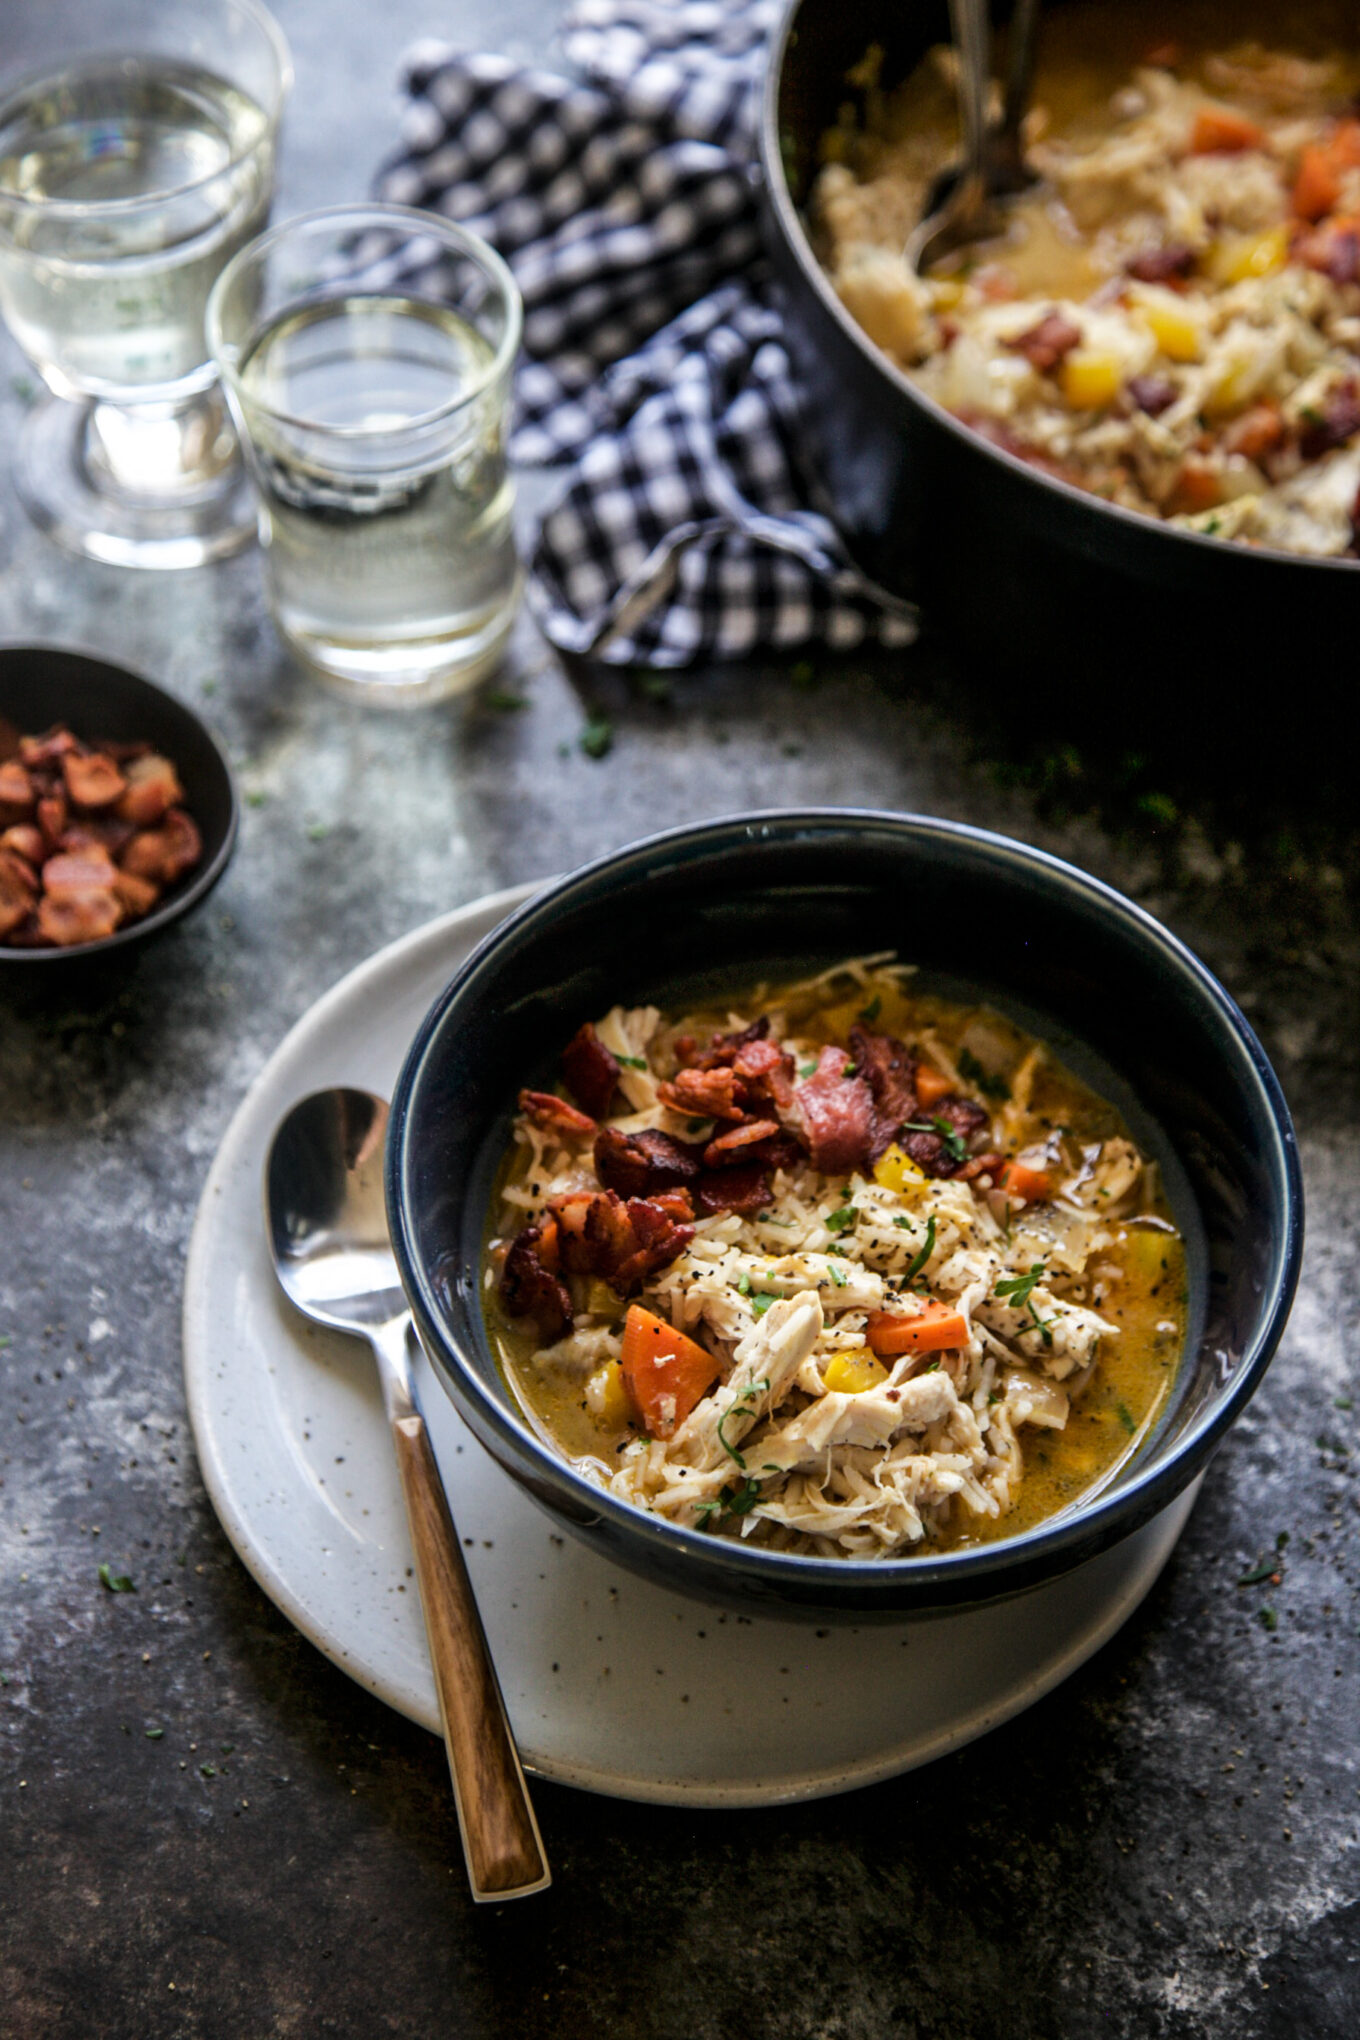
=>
[903,1118,968,1163]
[579,715,614,759]
[750,1292,778,1316]
[696,1477,763,1523]
[904,1215,937,1285]
[616,1055,648,1070]
[797,1060,818,1079]
[144,1727,164,1739]
[1237,1559,1279,1587]
[98,1564,135,1593]
[1115,1401,1136,1435]
[825,1206,856,1235]
[858,995,881,1024]
[892,1216,913,1231]
[993,1263,1053,1346]
[716,1378,771,1468]
[957,1047,1010,1100]
[826,1263,848,1287]
[484,687,526,712]
[1259,1605,1279,1632]
[735,1272,752,1296]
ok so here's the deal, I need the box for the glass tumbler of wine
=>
[0,0,291,569]
[208,204,523,705]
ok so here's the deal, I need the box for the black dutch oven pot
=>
[758,0,1357,693]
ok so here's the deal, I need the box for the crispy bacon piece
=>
[658,1065,747,1120]
[1005,311,1082,374]
[112,870,160,919]
[62,749,127,809]
[0,759,34,811]
[518,1089,596,1137]
[0,847,39,938]
[1299,380,1360,461]
[650,1188,695,1222]
[549,1187,693,1294]
[561,1021,621,1118]
[37,793,67,851]
[1128,373,1177,417]
[60,817,135,859]
[794,1044,877,1174]
[848,1025,919,1160]
[1125,242,1196,283]
[18,727,79,768]
[501,1214,573,1341]
[120,807,202,885]
[674,1016,796,1114]
[42,844,120,894]
[956,1149,1005,1183]
[36,889,123,946]
[1,824,44,865]
[116,753,183,826]
[593,1125,702,1197]
[695,1163,771,1217]
[731,1035,796,1110]
[903,1094,992,1178]
[701,1118,782,1168]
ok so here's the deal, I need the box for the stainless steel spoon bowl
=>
[266,1086,550,1902]
[907,0,1040,272]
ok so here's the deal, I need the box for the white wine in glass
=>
[0,0,291,569]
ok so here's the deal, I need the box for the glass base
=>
[15,391,258,570]
[273,577,523,708]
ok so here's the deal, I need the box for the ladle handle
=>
[376,1321,550,1902]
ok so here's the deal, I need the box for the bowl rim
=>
[389,807,1304,1594]
[758,0,1360,582]
[0,641,240,962]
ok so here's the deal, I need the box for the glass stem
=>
[82,385,240,506]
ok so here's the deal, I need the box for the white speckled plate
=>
[183,887,1199,1807]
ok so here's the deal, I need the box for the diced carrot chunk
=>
[619,1304,721,1440]
[1293,144,1341,223]
[1189,107,1265,155]
[1169,459,1223,514]
[914,1063,953,1106]
[998,1160,1052,1204]
[865,1300,970,1357]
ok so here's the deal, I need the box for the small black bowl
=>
[0,644,238,962]
[387,811,1302,1620]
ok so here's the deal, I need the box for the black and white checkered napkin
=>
[376,0,917,667]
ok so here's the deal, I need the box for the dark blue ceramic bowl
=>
[387,812,1302,1619]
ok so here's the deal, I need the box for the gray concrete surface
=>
[2,2,1357,2035]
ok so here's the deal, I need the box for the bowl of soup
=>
[386,811,1301,1618]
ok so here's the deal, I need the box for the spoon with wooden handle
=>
[265,1087,550,1901]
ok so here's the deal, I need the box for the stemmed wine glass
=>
[0,0,291,569]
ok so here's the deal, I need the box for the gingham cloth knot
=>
[377,0,917,667]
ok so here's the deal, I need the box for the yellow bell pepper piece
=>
[1123,1228,1173,1283]
[1138,297,1203,363]
[823,1349,889,1395]
[1206,224,1288,287]
[1060,349,1123,409]
[931,277,966,311]
[874,1142,927,1192]
[586,1359,632,1430]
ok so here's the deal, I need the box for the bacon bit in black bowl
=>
[0,646,237,962]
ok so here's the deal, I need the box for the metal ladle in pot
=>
[907,0,1041,273]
